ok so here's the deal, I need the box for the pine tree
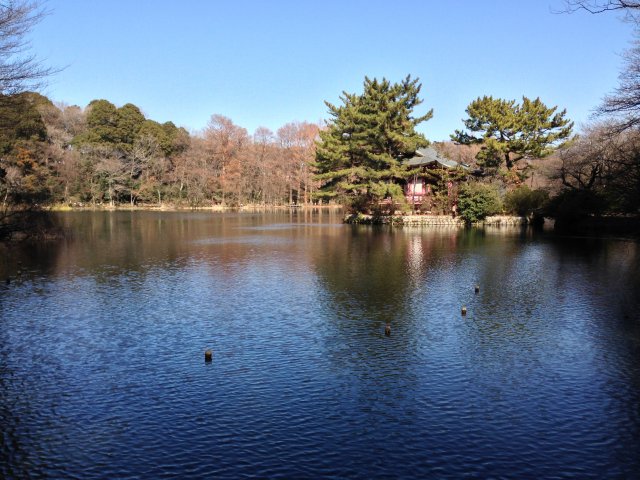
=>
[315,75,432,211]
[452,95,573,174]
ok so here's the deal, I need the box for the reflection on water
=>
[1,211,639,478]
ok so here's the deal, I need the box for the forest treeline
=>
[2,86,639,221]
[1,92,320,209]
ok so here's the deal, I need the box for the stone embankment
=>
[480,215,528,226]
[393,215,464,226]
[344,214,528,226]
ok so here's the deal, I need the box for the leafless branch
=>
[0,1,54,94]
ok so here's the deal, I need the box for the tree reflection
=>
[312,226,412,325]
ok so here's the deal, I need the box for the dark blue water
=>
[1,211,639,478]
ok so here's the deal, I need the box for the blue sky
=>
[31,0,635,140]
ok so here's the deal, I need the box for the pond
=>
[1,210,639,478]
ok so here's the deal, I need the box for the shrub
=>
[431,191,451,215]
[345,193,372,214]
[347,183,408,215]
[457,183,502,223]
[504,186,549,217]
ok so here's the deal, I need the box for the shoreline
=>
[343,213,640,237]
[47,203,344,213]
[343,213,530,227]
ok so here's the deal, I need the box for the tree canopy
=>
[315,75,431,211]
[452,96,573,175]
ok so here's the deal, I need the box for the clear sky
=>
[30,0,636,140]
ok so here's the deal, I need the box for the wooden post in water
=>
[475,285,480,293]
[385,324,391,336]
[461,306,467,316]
[204,349,213,362]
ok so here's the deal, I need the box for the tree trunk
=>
[505,152,513,170]
[221,165,226,206]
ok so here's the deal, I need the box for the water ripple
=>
[1,215,639,478]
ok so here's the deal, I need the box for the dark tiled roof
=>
[404,146,468,169]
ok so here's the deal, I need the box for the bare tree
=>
[39,101,86,149]
[555,123,640,210]
[562,2,640,129]
[597,34,640,130]
[433,141,482,168]
[203,115,248,205]
[277,121,319,205]
[127,134,161,205]
[0,1,53,95]
[563,1,640,20]
[172,136,217,206]
[251,127,275,204]
[557,125,614,190]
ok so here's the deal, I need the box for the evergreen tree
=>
[452,95,573,174]
[138,119,189,156]
[74,100,147,150]
[73,99,119,146]
[0,92,53,206]
[115,103,145,145]
[0,92,49,154]
[315,75,432,211]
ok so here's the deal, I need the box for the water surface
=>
[1,211,639,478]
